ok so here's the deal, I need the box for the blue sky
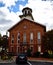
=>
[0,0,53,35]
[7,0,28,12]
[0,1,5,7]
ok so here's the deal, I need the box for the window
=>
[25,10,27,15]
[37,32,41,44]
[17,32,20,43]
[30,32,33,43]
[28,10,31,15]
[38,45,41,52]
[11,35,14,43]
[38,32,41,39]
[23,33,26,43]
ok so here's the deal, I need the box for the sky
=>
[0,0,53,36]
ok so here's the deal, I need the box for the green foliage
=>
[0,36,2,46]
[1,55,12,60]
[42,52,49,58]
[0,33,1,37]
[0,35,8,55]
[42,30,53,51]
[33,52,40,57]
[42,52,53,58]
[2,35,8,51]
[49,54,53,58]
[27,48,31,57]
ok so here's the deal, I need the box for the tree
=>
[27,48,32,57]
[2,35,8,51]
[0,33,2,47]
[42,30,53,52]
[0,33,1,37]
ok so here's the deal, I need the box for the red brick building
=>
[8,7,46,55]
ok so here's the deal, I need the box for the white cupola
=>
[19,7,34,21]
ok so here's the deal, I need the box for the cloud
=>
[0,25,12,36]
[0,10,13,35]
[23,0,53,30]
[0,11,6,16]
[0,10,12,25]
[0,18,12,25]
[0,3,21,35]
[0,0,53,35]
[0,0,18,7]
[0,6,20,23]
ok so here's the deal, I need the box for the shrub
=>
[42,52,49,58]
[27,48,31,57]
[49,54,53,58]
[33,52,40,57]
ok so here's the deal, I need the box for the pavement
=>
[0,56,53,63]
[28,57,53,63]
[0,60,14,63]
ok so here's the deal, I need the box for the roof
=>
[8,18,46,31]
[22,7,32,13]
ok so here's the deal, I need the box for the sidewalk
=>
[28,57,53,63]
[0,59,14,63]
[0,56,53,63]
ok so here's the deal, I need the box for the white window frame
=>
[17,32,20,43]
[38,45,41,52]
[23,33,26,43]
[37,32,41,44]
[30,32,33,43]
[11,35,14,44]
[38,32,41,39]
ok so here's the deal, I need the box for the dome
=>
[22,7,32,13]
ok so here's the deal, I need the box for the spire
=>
[19,7,34,20]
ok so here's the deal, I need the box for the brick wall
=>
[8,19,46,54]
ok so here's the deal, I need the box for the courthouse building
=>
[8,7,46,55]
